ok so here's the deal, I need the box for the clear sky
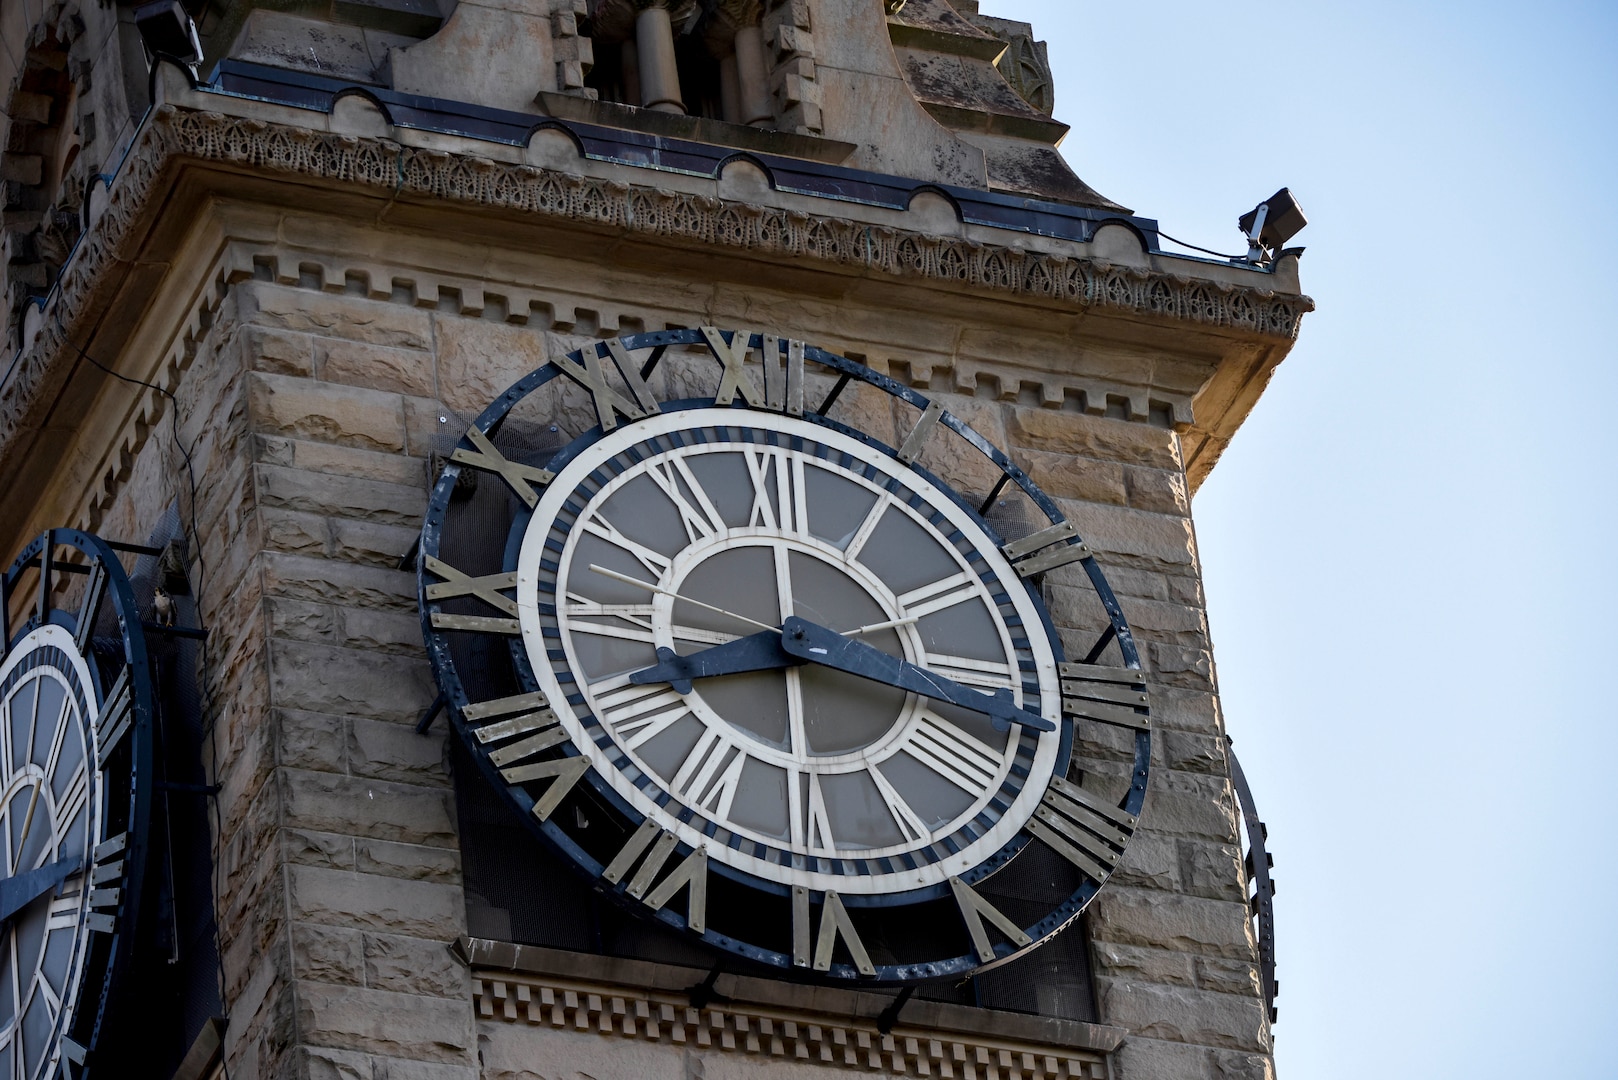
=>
[1003,2,1618,1076]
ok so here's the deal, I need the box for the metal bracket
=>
[1227,737,1278,1023]
[685,964,731,1010]
[415,692,448,735]
[875,984,915,1034]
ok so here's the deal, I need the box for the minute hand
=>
[778,617,1055,733]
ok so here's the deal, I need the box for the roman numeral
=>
[701,326,766,408]
[460,692,586,819]
[645,458,726,543]
[762,337,805,415]
[792,886,875,975]
[595,682,690,749]
[949,876,1032,963]
[424,556,518,616]
[896,571,981,620]
[601,819,710,933]
[552,340,660,431]
[85,833,126,934]
[580,516,673,577]
[448,424,555,508]
[922,652,1015,691]
[562,598,736,647]
[1025,775,1137,884]
[47,889,81,931]
[891,710,1003,800]
[428,613,520,635]
[868,765,929,844]
[74,559,107,654]
[896,399,946,465]
[1001,521,1091,577]
[842,492,891,559]
[742,447,806,533]
[669,727,747,820]
[95,668,133,767]
[1060,662,1151,730]
[798,770,836,853]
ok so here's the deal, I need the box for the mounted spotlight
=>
[134,0,203,67]
[1238,187,1307,264]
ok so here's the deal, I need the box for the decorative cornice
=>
[0,100,1311,486]
[466,938,1117,1080]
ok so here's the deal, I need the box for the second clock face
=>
[516,409,1063,897]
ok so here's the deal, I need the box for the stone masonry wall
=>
[40,208,1270,1079]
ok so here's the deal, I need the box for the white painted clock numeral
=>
[669,727,747,820]
[891,710,1002,800]
[646,457,726,543]
[867,765,929,844]
[563,597,737,648]
[580,515,672,577]
[1026,775,1138,884]
[896,570,980,620]
[922,652,1016,691]
[596,682,690,750]
[841,492,891,559]
[743,447,806,534]
[798,770,837,853]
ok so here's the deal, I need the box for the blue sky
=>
[1005,2,1618,1076]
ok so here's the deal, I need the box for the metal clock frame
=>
[0,528,156,1077]
[419,328,1151,985]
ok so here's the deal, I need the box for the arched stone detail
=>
[2,2,94,349]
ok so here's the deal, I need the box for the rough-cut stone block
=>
[277,708,347,773]
[262,552,416,612]
[318,337,436,397]
[284,829,358,871]
[1112,1036,1217,1080]
[1021,448,1128,506]
[281,768,457,847]
[1197,957,1262,998]
[1088,888,1255,959]
[292,922,365,986]
[299,1046,371,1080]
[261,508,331,556]
[1146,771,1239,843]
[331,517,419,569]
[243,325,316,376]
[1126,464,1189,515]
[1007,408,1181,470]
[1152,687,1223,735]
[1097,980,1268,1052]
[341,607,427,656]
[1163,731,1225,775]
[267,599,339,645]
[364,933,468,998]
[257,463,426,528]
[402,395,453,459]
[250,371,407,452]
[242,281,434,349]
[433,314,549,417]
[1181,841,1246,902]
[297,982,475,1064]
[272,639,436,720]
[1092,942,1196,988]
[1109,832,1179,892]
[349,717,449,787]
[1064,503,1196,570]
[1149,642,1215,692]
[289,864,464,939]
[258,434,429,488]
[356,838,462,884]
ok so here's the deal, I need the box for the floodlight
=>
[134,0,203,66]
[1238,187,1307,263]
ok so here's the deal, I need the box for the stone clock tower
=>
[0,1,1306,1078]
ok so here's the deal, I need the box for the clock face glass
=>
[0,625,99,1080]
[517,409,1063,895]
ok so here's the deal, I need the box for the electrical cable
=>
[54,317,234,1080]
[1154,229,1251,262]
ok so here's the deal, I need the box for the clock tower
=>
[0,1,1306,1077]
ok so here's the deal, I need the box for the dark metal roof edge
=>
[203,59,1164,250]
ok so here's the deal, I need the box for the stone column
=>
[634,1,685,114]
[732,24,773,126]
[719,51,742,124]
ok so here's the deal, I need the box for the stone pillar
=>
[635,2,684,114]
[733,24,773,126]
[620,36,643,107]
[719,51,741,124]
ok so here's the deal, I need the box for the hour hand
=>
[779,616,1056,733]
[628,630,800,693]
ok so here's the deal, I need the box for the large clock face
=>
[520,410,1063,896]
[0,530,154,1077]
[0,624,101,1080]
[422,328,1152,983]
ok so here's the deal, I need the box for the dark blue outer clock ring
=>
[419,329,1151,985]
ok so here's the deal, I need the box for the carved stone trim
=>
[471,967,1113,1080]
[0,99,1310,487]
